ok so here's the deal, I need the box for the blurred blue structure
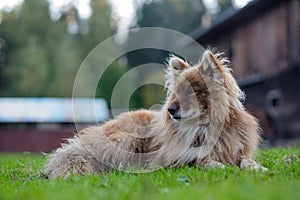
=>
[0,98,109,152]
[0,98,109,123]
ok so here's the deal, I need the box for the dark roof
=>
[191,0,290,44]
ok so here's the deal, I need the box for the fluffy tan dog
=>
[44,50,267,178]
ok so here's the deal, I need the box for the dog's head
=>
[164,50,244,125]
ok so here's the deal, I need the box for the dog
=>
[44,50,267,178]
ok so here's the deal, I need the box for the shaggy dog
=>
[44,50,267,178]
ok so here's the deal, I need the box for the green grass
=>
[0,148,299,200]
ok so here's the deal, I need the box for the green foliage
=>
[127,0,207,68]
[0,148,299,200]
[0,0,127,108]
[97,61,128,108]
[46,34,82,97]
[0,0,57,96]
[135,0,206,34]
[0,0,235,108]
[11,37,49,96]
[85,0,113,51]
[130,84,165,109]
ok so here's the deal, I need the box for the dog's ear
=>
[199,50,223,72]
[168,56,190,74]
[165,56,190,91]
[198,50,228,84]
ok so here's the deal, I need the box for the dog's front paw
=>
[257,165,269,172]
[203,160,225,169]
[240,158,268,172]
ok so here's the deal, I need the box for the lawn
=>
[0,148,299,200]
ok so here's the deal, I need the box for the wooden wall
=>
[213,0,300,79]
[0,127,74,152]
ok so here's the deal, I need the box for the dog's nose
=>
[168,104,179,115]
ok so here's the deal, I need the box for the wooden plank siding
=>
[210,0,300,79]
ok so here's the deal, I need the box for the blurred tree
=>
[97,61,128,108]
[0,0,58,96]
[126,0,206,68]
[8,37,49,96]
[82,0,129,108]
[47,33,82,97]
[0,37,7,91]
[138,70,165,109]
[0,0,128,109]
[135,0,206,34]
[83,0,114,53]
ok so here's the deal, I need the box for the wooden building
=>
[191,0,300,143]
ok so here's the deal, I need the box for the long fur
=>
[44,50,266,178]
